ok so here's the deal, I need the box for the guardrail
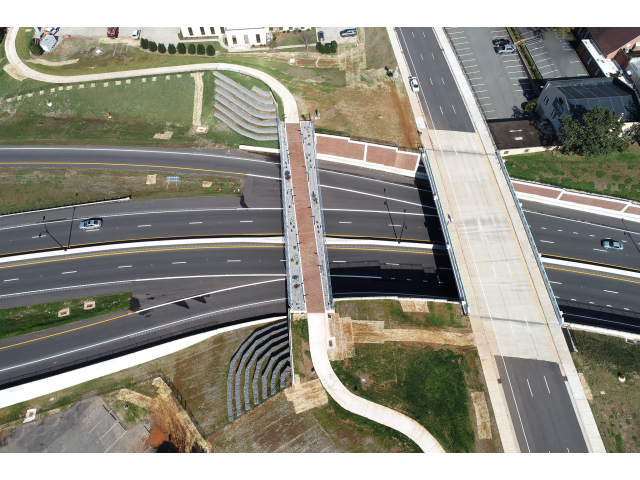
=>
[441,30,564,324]
[309,118,334,311]
[419,148,468,315]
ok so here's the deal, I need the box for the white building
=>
[180,27,310,50]
[40,34,58,52]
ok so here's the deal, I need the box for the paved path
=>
[5,27,299,123]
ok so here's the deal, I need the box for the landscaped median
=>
[0,293,132,340]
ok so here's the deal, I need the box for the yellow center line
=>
[0,245,282,270]
[541,253,640,273]
[327,246,442,255]
[0,161,252,177]
[545,265,640,285]
[0,311,134,351]
[2,233,283,258]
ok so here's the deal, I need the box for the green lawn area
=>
[0,168,243,214]
[331,342,477,452]
[0,293,131,341]
[506,144,640,202]
[572,330,640,453]
[277,28,316,47]
[0,70,279,149]
[335,299,468,329]
[4,27,418,149]
[364,27,398,70]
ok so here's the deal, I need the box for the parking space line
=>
[475,89,487,93]
[450,36,467,40]
[477,96,490,99]
[480,103,492,106]
[529,46,544,52]
[453,42,469,46]
[466,71,480,74]
[460,58,476,62]
[484,110,495,113]
[541,69,559,75]
[463,65,478,68]
[532,52,549,57]
[505,65,524,69]
[502,59,521,63]
[457,53,474,57]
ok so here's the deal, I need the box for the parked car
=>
[497,44,517,54]
[132,29,141,40]
[340,28,357,38]
[79,218,103,230]
[317,30,324,42]
[602,239,623,250]
[492,38,510,46]
[409,76,420,93]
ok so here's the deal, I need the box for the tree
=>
[157,43,166,54]
[206,44,215,56]
[550,27,572,38]
[28,38,43,56]
[316,41,325,54]
[268,37,278,50]
[197,44,205,55]
[140,38,149,49]
[300,31,313,50]
[188,43,196,54]
[148,41,157,52]
[168,43,176,54]
[524,102,537,114]
[329,41,338,54]
[558,105,629,157]
[177,43,186,54]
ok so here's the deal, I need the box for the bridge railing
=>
[440,29,564,324]
[419,148,468,315]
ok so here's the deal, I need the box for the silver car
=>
[79,218,103,230]
[497,44,517,54]
[602,239,623,250]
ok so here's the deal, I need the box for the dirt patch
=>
[190,72,204,126]
[471,391,491,439]
[284,376,328,413]
[399,299,429,313]
[27,58,80,66]
[146,425,164,448]
[2,64,26,81]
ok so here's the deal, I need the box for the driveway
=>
[139,27,181,46]
[445,27,534,120]
[316,27,359,45]
[57,27,142,40]
[517,28,589,80]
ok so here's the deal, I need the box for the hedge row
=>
[140,38,215,56]
[316,41,337,54]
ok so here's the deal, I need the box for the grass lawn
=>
[0,293,131,341]
[0,168,243,214]
[331,342,477,452]
[6,27,418,149]
[0,71,278,149]
[335,299,468,329]
[506,145,640,202]
[571,330,640,453]
[108,400,149,427]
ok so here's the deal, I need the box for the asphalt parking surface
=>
[56,27,142,39]
[445,27,534,120]
[517,28,588,80]
[316,27,358,45]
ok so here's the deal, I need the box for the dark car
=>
[492,38,510,46]
[340,28,357,38]
[317,30,324,41]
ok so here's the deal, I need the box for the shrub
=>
[177,42,186,54]
[315,41,325,54]
[197,44,205,55]
[329,40,338,53]
[168,43,176,54]
[206,44,215,56]
[178,31,184,40]
[148,41,157,52]
[157,43,166,54]
[524,102,537,114]
[140,38,149,49]
[188,43,196,54]
[28,38,43,56]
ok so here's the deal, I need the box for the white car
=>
[132,30,141,40]
[409,76,420,93]
[79,218,103,230]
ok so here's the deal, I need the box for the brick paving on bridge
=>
[286,123,326,314]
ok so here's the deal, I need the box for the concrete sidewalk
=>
[5,27,299,123]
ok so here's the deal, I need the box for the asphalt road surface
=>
[0,199,284,257]
[0,245,286,298]
[328,244,457,299]
[495,356,588,453]
[397,27,474,133]
[0,276,286,386]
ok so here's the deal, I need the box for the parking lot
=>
[517,28,588,80]
[316,27,359,45]
[445,27,534,120]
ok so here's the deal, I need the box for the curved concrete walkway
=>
[5,28,299,123]
[307,313,445,453]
